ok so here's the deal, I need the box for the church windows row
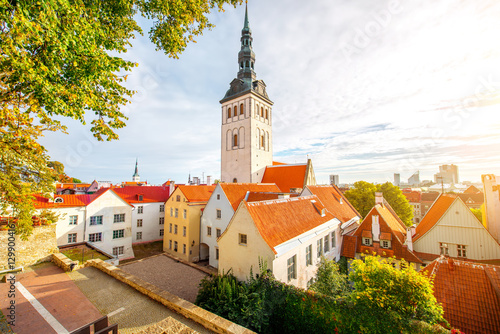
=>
[256,128,269,151]
[226,127,245,150]
[254,103,270,121]
[239,60,254,69]
[226,103,245,119]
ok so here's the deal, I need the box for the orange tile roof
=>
[414,194,457,242]
[245,196,336,254]
[112,186,171,204]
[261,164,307,192]
[245,192,299,203]
[219,183,281,211]
[178,185,215,203]
[402,190,421,203]
[56,183,91,189]
[272,161,287,165]
[304,185,361,223]
[421,257,500,334]
[33,194,94,208]
[464,185,482,194]
[341,234,357,258]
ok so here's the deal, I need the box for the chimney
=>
[447,257,454,271]
[375,192,384,206]
[406,227,413,251]
[372,215,380,241]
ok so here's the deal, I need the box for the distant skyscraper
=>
[434,164,459,184]
[132,159,140,182]
[330,175,339,186]
[408,171,420,186]
[394,173,400,187]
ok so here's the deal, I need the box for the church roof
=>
[261,163,307,192]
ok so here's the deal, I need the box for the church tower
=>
[220,5,273,183]
[132,158,140,182]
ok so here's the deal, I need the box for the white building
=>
[483,174,500,244]
[34,189,135,259]
[220,6,273,183]
[218,196,342,289]
[200,182,281,268]
[113,186,171,244]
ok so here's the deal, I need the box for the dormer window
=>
[363,237,372,246]
[54,197,63,203]
[380,232,392,249]
[361,230,372,246]
[138,194,143,201]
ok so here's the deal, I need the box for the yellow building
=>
[163,185,215,262]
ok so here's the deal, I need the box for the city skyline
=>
[39,0,500,185]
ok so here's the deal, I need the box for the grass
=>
[61,247,110,263]
[120,240,164,264]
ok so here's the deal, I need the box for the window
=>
[362,237,372,246]
[457,244,467,258]
[160,229,164,237]
[138,206,143,214]
[183,209,187,219]
[265,109,268,119]
[183,226,186,237]
[331,232,336,248]
[260,134,264,148]
[169,240,172,249]
[381,240,391,249]
[176,195,181,202]
[170,207,173,217]
[159,204,165,212]
[174,225,178,234]
[137,219,143,227]
[113,246,124,256]
[234,105,238,115]
[440,243,449,255]
[216,228,221,238]
[90,216,103,225]
[217,194,220,200]
[216,209,222,219]
[138,195,143,201]
[207,226,212,236]
[159,217,164,225]
[239,233,247,245]
[317,239,323,258]
[69,215,78,225]
[233,134,238,147]
[113,229,124,239]
[260,106,264,117]
[55,197,63,203]
[324,235,329,252]
[306,245,312,266]
[114,213,125,223]
[240,103,244,115]
[68,233,77,243]
[287,255,297,281]
[183,244,186,254]
[174,241,178,252]
[175,208,178,218]
[89,233,102,242]
[227,107,231,118]
[215,247,219,260]
[136,232,142,240]
[169,223,172,233]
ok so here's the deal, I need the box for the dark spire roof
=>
[133,158,139,177]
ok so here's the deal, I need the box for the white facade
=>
[483,174,500,244]
[221,93,273,183]
[130,202,165,244]
[50,207,86,246]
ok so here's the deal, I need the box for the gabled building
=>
[34,189,135,259]
[200,182,281,268]
[163,185,215,262]
[341,194,422,269]
[260,159,316,193]
[420,256,500,334]
[112,186,171,244]
[218,196,342,288]
[413,193,500,264]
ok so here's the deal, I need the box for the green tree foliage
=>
[470,207,482,223]
[344,181,413,226]
[0,0,241,239]
[309,257,350,297]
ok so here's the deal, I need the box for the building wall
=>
[414,199,500,261]
[85,191,134,259]
[46,207,86,246]
[218,205,275,281]
[200,185,235,267]
[483,174,500,244]
[131,202,164,244]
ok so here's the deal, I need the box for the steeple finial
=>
[132,158,140,182]
[243,2,249,32]
[237,3,256,80]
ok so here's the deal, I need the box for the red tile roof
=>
[421,256,500,334]
[55,183,91,189]
[219,183,281,211]
[112,186,171,204]
[244,196,336,254]
[464,185,482,194]
[414,194,457,242]
[272,161,287,166]
[341,234,357,258]
[304,185,361,223]
[261,164,307,192]
[421,192,440,202]
[245,192,298,203]
[33,188,114,209]
[402,190,421,203]
[178,185,215,203]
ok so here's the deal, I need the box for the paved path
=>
[68,266,213,334]
[0,263,103,334]
[120,255,208,303]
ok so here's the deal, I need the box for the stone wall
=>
[52,253,78,272]
[86,259,255,334]
[0,225,58,271]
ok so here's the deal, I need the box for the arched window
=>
[266,131,270,151]
[240,103,244,115]
[251,62,254,69]
[240,62,243,69]
[260,134,265,148]
[239,127,245,148]
[246,60,249,68]
[233,178,238,183]
[260,107,264,117]
[54,197,63,203]
[227,108,231,119]
[233,134,238,147]
[234,105,237,116]
[265,109,269,119]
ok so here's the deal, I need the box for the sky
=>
[39,0,500,185]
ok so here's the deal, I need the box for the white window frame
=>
[159,204,165,212]
[89,232,102,242]
[160,229,164,237]
[306,244,312,266]
[216,209,222,219]
[136,232,142,240]
[68,233,77,243]
[317,239,323,258]
[207,226,212,236]
[69,215,78,225]
[239,233,247,245]
[137,219,143,227]
[90,215,103,226]
[113,213,125,223]
[137,206,143,214]
[159,217,164,225]
[113,246,124,256]
[287,255,297,281]
[113,229,124,239]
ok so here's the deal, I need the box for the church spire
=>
[237,3,256,80]
[132,158,140,182]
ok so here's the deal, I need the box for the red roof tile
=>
[402,190,421,203]
[414,194,457,242]
[421,257,500,334]
[33,188,117,209]
[244,196,336,254]
[245,192,299,203]
[341,235,357,258]
[112,186,171,204]
[272,161,287,166]
[219,183,281,211]
[304,185,361,223]
[261,164,307,192]
[464,185,482,194]
[178,185,215,203]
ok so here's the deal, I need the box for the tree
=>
[470,207,482,223]
[344,181,414,226]
[349,256,446,333]
[1,0,241,239]
[309,257,349,297]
